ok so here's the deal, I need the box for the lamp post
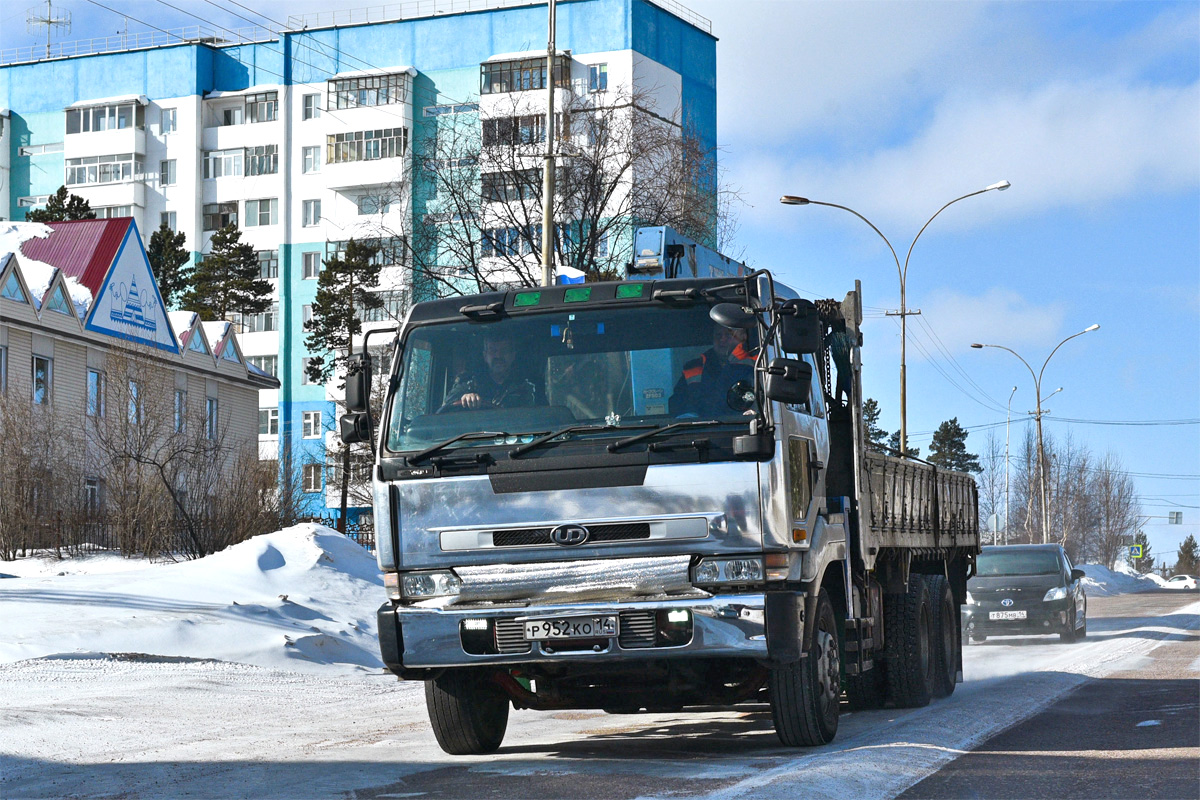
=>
[781,181,1010,455]
[1004,385,1017,546]
[972,324,1100,543]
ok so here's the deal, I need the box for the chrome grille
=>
[618,611,657,649]
[492,523,651,547]
[494,619,531,654]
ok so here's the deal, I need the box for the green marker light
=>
[514,291,541,307]
[564,287,592,303]
[616,284,645,298]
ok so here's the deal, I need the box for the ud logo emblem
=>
[1000,598,1014,607]
[550,524,590,546]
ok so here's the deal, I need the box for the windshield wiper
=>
[509,423,656,459]
[407,430,513,464]
[607,420,728,452]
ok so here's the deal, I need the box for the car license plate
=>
[989,610,1027,620]
[523,615,618,641]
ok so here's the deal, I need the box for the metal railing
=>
[0,25,276,67]
[287,0,711,34]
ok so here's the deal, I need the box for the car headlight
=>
[400,570,463,599]
[1043,586,1068,602]
[693,556,763,586]
[965,591,975,605]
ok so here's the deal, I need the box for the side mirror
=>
[345,352,372,414]
[339,412,371,446]
[764,357,812,405]
[777,299,822,354]
[1070,568,1085,582]
[709,303,757,330]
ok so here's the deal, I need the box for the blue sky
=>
[3,0,1197,562]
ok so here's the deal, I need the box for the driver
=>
[668,324,756,417]
[440,333,537,411]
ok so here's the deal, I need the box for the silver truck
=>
[340,270,979,754]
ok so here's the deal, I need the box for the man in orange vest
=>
[668,324,756,417]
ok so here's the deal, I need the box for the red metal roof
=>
[19,218,132,298]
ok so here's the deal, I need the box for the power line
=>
[1044,416,1200,426]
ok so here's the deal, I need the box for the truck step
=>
[844,638,874,653]
[844,617,875,629]
[844,660,874,676]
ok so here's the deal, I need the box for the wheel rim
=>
[815,625,840,722]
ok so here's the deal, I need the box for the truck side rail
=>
[862,452,979,552]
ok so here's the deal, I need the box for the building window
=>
[245,91,278,123]
[482,169,541,202]
[423,103,479,117]
[303,463,322,493]
[18,143,64,156]
[302,199,321,227]
[326,128,408,164]
[219,106,244,126]
[161,107,177,134]
[31,355,52,405]
[245,198,278,227]
[246,305,278,333]
[0,346,6,394]
[357,194,390,215]
[327,73,409,110]
[303,410,322,438]
[205,397,219,440]
[301,358,315,385]
[257,250,279,279]
[17,195,51,208]
[203,149,243,179]
[203,202,238,230]
[302,146,321,174]
[161,211,177,230]
[480,56,569,95]
[482,226,526,258]
[174,389,187,433]
[127,379,142,424]
[247,355,278,376]
[65,154,144,186]
[94,205,133,219]
[359,290,408,322]
[84,478,106,515]
[302,94,321,120]
[326,236,406,267]
[259,407,279,435]
[160,159,176,186]
[245,145,278,176]
[65,103,144,134]
[483,114,566,147]
[302,304,313,326]
[87,369,105,417]
[303,251,321,279]
[589,63,608,92]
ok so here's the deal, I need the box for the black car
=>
[963,544,1087,643]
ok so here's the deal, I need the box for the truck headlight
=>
[401,570,463,599]
[693,557,763,586]
[1043,586,1068,602]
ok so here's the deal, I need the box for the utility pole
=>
[539,0,557,288]
[26,0,71,59]
[1004,385,1016,546]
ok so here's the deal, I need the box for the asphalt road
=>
[901,591,1200,800]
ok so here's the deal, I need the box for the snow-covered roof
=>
[200,320,231,348]
[67,94,148,109]
[484,49,571,63]
[330,66,416,80]
[167,311,199,346]
[204,87,280,100]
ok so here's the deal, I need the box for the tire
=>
[1077,599,1087,638]
[769,589,840,746]
[884,576,934,708]
[1059,603,1078,643]
[845,659,887,711]
[926,575,958,698]
[425,668,510,755]
[969,633,987,644]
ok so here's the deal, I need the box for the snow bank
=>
[1077,561,1166,596]
[0,524,385,674]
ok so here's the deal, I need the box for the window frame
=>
[302,410,322,439]
[86,369,106,417]
[31,355,52,405]
[259,407,280,436]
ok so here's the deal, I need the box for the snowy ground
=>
[1,526,1197,799]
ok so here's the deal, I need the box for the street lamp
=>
[781,180,1010,455]
[1004,385,1017,546]
[972,324,1100,544]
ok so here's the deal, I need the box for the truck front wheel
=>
[425,668,510,755]
[769,588,840,746]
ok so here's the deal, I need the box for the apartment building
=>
[0,0,717,517]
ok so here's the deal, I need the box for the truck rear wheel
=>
[769,589,840,746]
[884,576,934,708]
[926,574,958,698]
[425,668,510,755]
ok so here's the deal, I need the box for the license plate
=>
[989,610,1027,620]
[523,615,618,641]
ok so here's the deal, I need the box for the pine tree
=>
[887,429,920,459]
[927,417,981,472]
[182,225,270,321]
[1127,530,1154,573]
[147,222,193,309]
[1176,534,1199,576]
[26,186,97,222]
[863,398,888,451]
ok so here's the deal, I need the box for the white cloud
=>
[918,287,1067,355]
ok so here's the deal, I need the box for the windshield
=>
[975,549,1062,577]
[386,303,763,454]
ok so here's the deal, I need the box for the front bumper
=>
[380,592,779,671]
[963,598,1071,637]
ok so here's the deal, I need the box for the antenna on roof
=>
[27,0,71,59]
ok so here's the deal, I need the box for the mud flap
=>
[377,602,404,671]
[765,590,807,663]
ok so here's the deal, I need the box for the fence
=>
[300,517,377,552]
